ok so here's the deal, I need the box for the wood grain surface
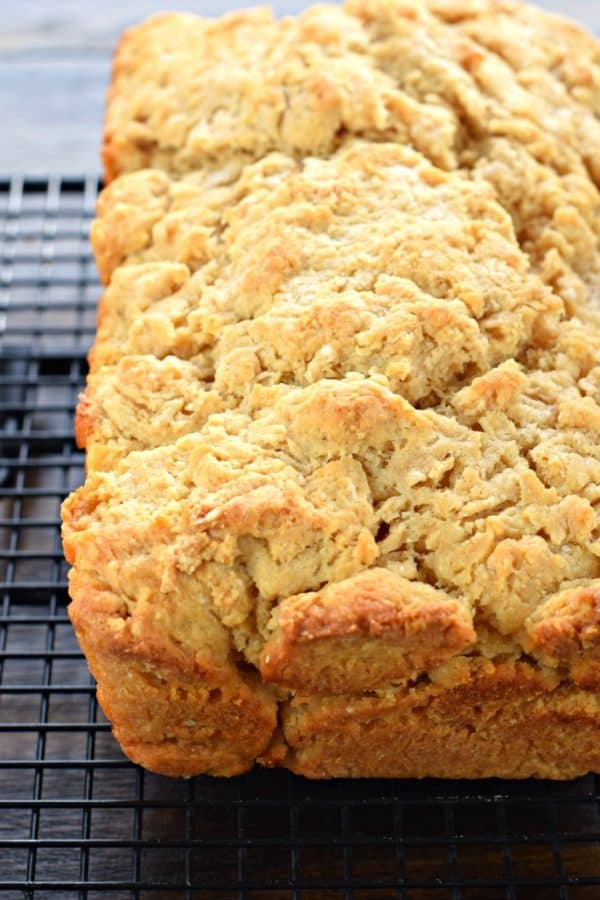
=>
[1,0,599,173]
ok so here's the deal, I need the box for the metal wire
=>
[1,175,600,898]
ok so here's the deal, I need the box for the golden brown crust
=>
[61,0,600,777]
[259,569,475,692]
[281,661,600,779]
[75,355,225,470]
[67,568,278,776]
[525,584,600,664]
[83,141,562,451]
[102,25,137,184]
[99,0,600,308]
[100,6,458,181]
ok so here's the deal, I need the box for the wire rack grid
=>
[0,175,600,899]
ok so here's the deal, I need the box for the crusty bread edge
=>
[280,660,600,779]
[67,568,279,777]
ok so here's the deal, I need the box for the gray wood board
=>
[1,0,598,174]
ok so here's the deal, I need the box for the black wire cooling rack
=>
[1,175,600,899]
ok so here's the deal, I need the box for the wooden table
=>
[1,0,598,174]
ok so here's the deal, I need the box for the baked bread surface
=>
[62,0,600,777]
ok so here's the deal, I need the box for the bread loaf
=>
[62,0,600,777]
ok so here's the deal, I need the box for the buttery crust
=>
[67,570,277,775]
[62,0,600,778]
[81,141,561,466]
[102,0,600,306]
[280,660,600,779]
[259,568,476,693]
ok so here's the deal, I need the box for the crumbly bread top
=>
[86,142,560,443]
[103,0,600,305]
[63,0,600,696]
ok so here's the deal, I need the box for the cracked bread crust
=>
[102,0,600,307]
[80,141,561,467]
[102,6,458,180]
[62,0,600,778]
